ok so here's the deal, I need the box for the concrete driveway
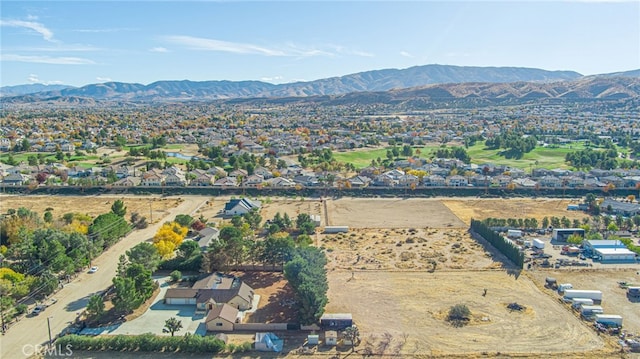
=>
[109,276,207,336]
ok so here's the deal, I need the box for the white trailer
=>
[580,305,603,317]
[595,314,623,327]
[507,229,522,238]
[324,226,349,234]
[563,289,603,302]
[532,238,545,250]
[571,298,594,309]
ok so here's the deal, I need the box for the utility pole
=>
[47,316,53,346]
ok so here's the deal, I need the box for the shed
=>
[320,313,353,330]
[325,331,338,346]
[307,334,319,345]
[255,332,283,352]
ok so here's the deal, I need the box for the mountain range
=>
[1,65,639,104]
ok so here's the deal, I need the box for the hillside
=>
[2,65,582,102]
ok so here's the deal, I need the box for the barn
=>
[320,313,353,330]
[594,248,637,263]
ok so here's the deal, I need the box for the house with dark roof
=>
[164,273,255,311]
[601,198,640,217]
[223,198,261,216]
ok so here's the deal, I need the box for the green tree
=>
[126,263,154,300]
[111,200,127,217]
[178,240,199,258]
[296,213,316,235]
[112,276,142,314]
[170,270,182,282]
[43,211,53,223]
[174,214,194,228]
[126,242,161,272]
[447,304,471,326]
[87,294,105,320]
[162,317,183,337]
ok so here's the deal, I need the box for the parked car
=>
[88,266,99,273]
[31,305,46,316]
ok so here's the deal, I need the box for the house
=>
[243,174,264,188]
[424,175,445,187]
[141,170,164,186]
[446,175,468,187]
[205,303,239,332]
[601,198,640,217]
[293,175,319,187]
[197,227,220,250]
[538,175,562,188]
[264,177,295,187]
[213,177,238,187]
[223,198,261,216]
[191,172,215,186]
[112,176,141,187]
[164,273,255,311]
[228,169,248,178]
[399,174,419,187]
[348,175,371,188]
[253,166,273,179]
[2,173,30,185]
[165,173,187,186]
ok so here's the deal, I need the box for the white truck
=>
[558,283,573,293]
[580,305,603,318]
[595,314,623,327]
[571,298,594,309]
[563,289,603,302]
[532,238,545,250]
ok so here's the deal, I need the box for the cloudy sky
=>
[1,0,639,87]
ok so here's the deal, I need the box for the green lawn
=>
[332,142,607,170]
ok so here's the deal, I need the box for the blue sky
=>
[1,1,639,87]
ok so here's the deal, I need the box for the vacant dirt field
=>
[527,269,640,335]
[321,228,499,271]
[326,270,605,356]
[442,198,588,225]
[326,198,466,228]
[0,194,183,224]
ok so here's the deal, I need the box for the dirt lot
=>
[0,194,183,224]
[442,198,589,225]
[327,198,466,228]
[326,270,606,356]
[234,271,297,323]
[321,228,499,271]
[527,269,640,334]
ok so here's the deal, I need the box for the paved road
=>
[0,196,209,359]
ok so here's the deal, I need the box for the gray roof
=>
[205,303,238,324]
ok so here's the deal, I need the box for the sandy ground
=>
[442,198,589,225]
[326,270,605,356]
[0,195,183,225]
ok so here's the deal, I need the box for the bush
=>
[447,304,471,327]
[170,270,182,282]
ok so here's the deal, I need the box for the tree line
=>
[470,219,524,269]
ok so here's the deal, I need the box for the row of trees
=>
[433,146,470,163]
[284,247,329,325]
[470,219,524,269]
[485,133,537,159]
[111,255,156,314]
[565,147,619,170]
[56,333,229,353]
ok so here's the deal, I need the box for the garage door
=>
[166,298,196,305]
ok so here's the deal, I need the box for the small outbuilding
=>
[307,334,319,345]
[205,303,239,332]
[324,226,349,234]
[320,313,353,330]
[325,331,338,346]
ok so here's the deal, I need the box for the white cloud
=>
[1,54,96,65]
[0,19,56,42]
[74,27,137,33]
[11,44,102,52]
[150,47,169,53]
[260,76,284,82]
[165,35,287,56]
[96,77,112,82]
[27,74,63,85]
[400,51,414,58]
